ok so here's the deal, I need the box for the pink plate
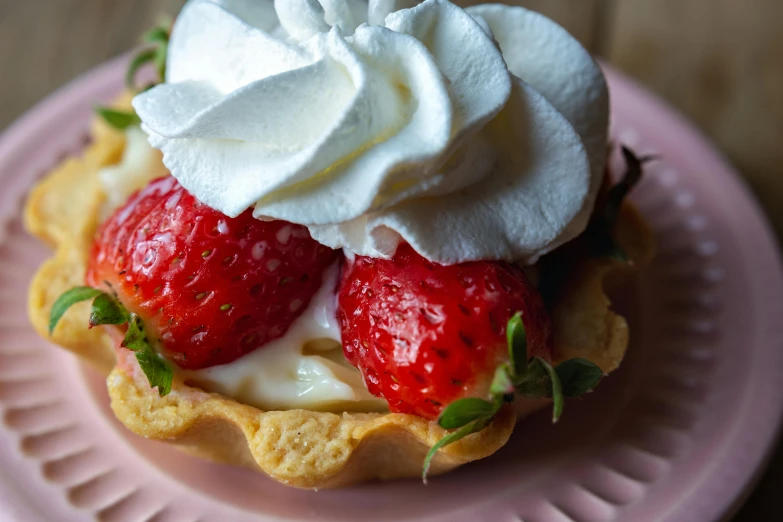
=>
[1,56,782,522]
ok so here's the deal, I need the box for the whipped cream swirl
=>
[134,0,609,264]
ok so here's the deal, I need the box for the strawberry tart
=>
[25,0,654,488]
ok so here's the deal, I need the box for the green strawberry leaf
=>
[515,357,550,398]
[125,48,157,90]
[95,107,141,130]
[556,358,604,398]
[51,286,172,398]
[513,356,600,423]
[122,314,172,396]
[603,147,644,226]
[437,397,497,430]
[141,23,170,83]
[506,312,528,375]
[489,364,515,396]
[423,416,491,484]
[89,293,128,327]
[143,25,170,45]
[588,147,652,261]
[134,346,173,396]
[422,314,607,481]
[154,43,168,81]
[535,357,564,423]
[122,314,148,352]
[48,286,103,334]
[123,21,171,91]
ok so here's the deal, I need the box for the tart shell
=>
[25,96,654,488]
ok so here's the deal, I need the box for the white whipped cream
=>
[182,263,387,412]
[99,127,168,216]
[133,0,609,265]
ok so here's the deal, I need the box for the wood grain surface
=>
[0,1,780,519]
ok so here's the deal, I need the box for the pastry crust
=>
[550,207,655,372]
[25,96,654,488]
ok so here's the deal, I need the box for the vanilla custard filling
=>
[182,263,387,412]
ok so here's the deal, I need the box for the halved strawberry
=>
[337,243,554,420]
[49,175,339,392]
[335,149,652,479]
[84,176,339,370]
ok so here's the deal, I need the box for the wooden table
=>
[1,1,780,519]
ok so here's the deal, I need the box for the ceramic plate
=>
[1,56,782,522]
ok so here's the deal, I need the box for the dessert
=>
[25,0,654,488]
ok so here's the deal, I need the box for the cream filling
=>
[181,263,387,412]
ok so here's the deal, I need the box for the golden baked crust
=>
[550,205,655,371]
[25,95,653,488]
[110,347,515,487]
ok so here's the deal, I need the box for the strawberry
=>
[337,243,553,420]
[337,244,604,480]
[82,176,338,371]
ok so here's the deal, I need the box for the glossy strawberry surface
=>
[337,244,552,420]
[87,176,338,370]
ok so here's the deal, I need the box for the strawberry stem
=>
[98,20,171,130]
[49,287,102,334]
[422,313,604,482]
[423,417,491,485]
[50,287,173,396]
[535,357,563,422]
[587,147,654,261]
